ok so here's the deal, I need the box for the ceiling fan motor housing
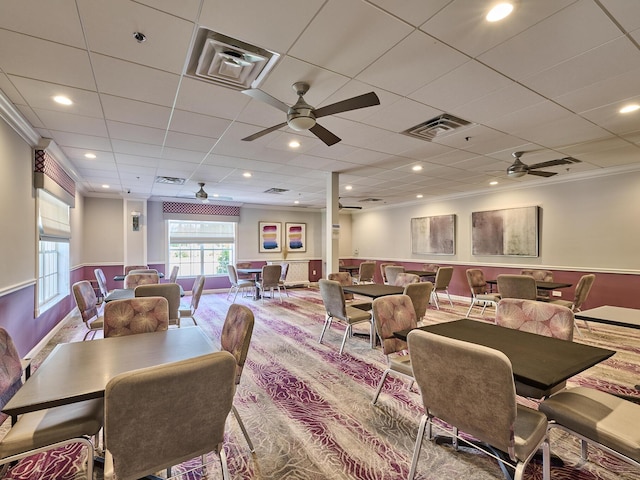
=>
[287,103,316,130]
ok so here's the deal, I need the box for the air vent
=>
[360,198,383,203]
[402,114,471,141]
[186,29,280,90]
[264,187,289,194]
[155,176,186,185]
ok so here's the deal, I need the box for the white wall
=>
[82,197,124,264]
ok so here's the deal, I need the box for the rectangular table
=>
[404,269,437,280]
[3,327,217,418]
[394,319,615,394]
[113,272,164,281]
[486,279,572,291]
[343,284,404,299]
[104,285,185,302]
[237,267,263,300]
[339,265,361,275]
[575,305,640,329]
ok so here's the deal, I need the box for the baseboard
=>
[24,308,78,361]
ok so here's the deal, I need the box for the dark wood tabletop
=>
[404,269,437,278]
[114,272,164,281]
[339,265,361,274]
[343,284,404,298]
[486,279,572,290]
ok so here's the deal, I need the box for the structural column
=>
[325,172,340,277]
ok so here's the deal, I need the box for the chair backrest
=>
[385,265,405,286]
[372,294,417,356]
[103,297,169,337]
[135,283,181,321]
[280,262,289,282]
[496,298,574,341]
[0,328,24,425]
[318,279,347,321]
[403,281,434,321]
[124,272,159,289]
[379,263,396,283]
[433,266,454,290]
[104,351,236,480]
[72,280,99,324]
[220,304,255,385]
[328,272,354,300]
[359,262,376,282]
[572,274,596,310]
[124,265,149,275]
[521,269,554,282]
[94,268,109,297]
[235,262,252,279]
[128,269,158,275]
[261,264,282,288]
[338,259,345,267]
[466,268,488,295]
[227,264,239,286]
[190,275,206,312]
[394,272,419,287]
[422,263,439,272]
[168,265,179,283]
[408,330,518,457]
[496,274,537,300]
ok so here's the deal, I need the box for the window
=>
[37,190,70,315]
[168,220,235,276]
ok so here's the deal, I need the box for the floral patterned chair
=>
[393,273,420,287]
[371,294,417,405]
[384,266,405,286]
[103,297,169,337]
[72,280,105,340]
[465,268,501,318]
[123,265,149,275]
[327,272,371,310]
[403,281,434,322]
[124,272,159,289]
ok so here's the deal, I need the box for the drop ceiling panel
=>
[135,0,203,21]
[368,0,450,27]
[169,110,232,139]
[174,77,248,119]
[111,140,163,157]
[34,109,108,137]
[598,0,640,31]
[50,131,113,151]
[106,121,165,145]
[164,131,216,153]
[361,97,441,132]
[161,147,208,164]
[100,95,171,130]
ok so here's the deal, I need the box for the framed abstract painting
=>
[259,222,282,253]
[471,206,539,256]
[285,222,306,252]
[411,214,456,255]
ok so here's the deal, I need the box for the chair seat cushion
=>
[549,299,573,309]
[89,317,104,330]
[476,293,501,303]
[513,404,548,461]
[539,387,640,462]
[351,301,373,312]
[0,399,103,458]
[388,352,413,377]
[345,306,372,324]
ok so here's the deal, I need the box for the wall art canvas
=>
[259,222,281,253]
[285,223,306,252]
[411,214,456,255]
[472,206,539,256]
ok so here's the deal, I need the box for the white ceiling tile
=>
[100,95,172,129]
[598,0,640,31]
[111,140,163,157]
[361,97,441,132]
[106,121,166,145]
[135,0,202,21]
[49,131,113,151]
[368,0,450,27]
[164,131,217,152]
[174,77,248,119]
[34,109,108,137]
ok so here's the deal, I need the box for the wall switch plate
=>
[312,270,316,275]
[552,290,562,297]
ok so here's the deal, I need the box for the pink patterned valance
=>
[34,149,76,206]
[162,202,240,222]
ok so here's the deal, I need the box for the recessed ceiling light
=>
[412,165,423,172]
[416,194,423,199]
[102,184,110,189]
[53,95,72,105]
[213,193,219,197]
[84,153,96,159]
[345,185,353,190]
[486,2,513,22]
[619,104,640,114]
[243,172,252,178]
[289,140,300,148]
[490,180,499,186]
[294,200,300,204]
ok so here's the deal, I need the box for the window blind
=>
[38,189,70,241]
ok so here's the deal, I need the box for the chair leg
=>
[339,325,352,355]
[219,446,231,480]
[319,315,332,344]
[431,291,440,310]
[408,414,428,480]
[466,300,475,317]
[445,289,453,307]
[232,405,255,452]
[372,369,390,405]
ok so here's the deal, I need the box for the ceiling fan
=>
[241,82,380,146]
[506,151,581,178]
[195,182,209,201]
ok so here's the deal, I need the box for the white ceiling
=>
[1,0,639,210]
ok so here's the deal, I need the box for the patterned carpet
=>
[4,286,640,480]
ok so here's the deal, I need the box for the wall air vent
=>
[155,176,186,185]
[402,114,471,141]
[186,28,280,90]
[264,187,289,194]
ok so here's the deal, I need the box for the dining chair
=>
[179,275,205,326]
[72,280,105,340]
[256,264,283,303]
[384,265,405,286]
[393,272,419,287]
[103,296,169,337]
[279,262,290,297]
[135,282,181,326]
[403,281,433,323]
[496,274,537,300]
[521,269,554,300]
[227,264,255,301]
[407,329,549,480]
[371,294,417,405]
[103,351,236,480]
[235,261,253,280]
[123,264,149,275]
[549,273,596,334]
[318,279,373,355]
[220,304,255,452]
[430,266,454,309]
[328,271,355,300]
[465,268,501,318]
[356,261,376,284]
[124,272,160,289]
[168,265,179,283]
[0,328,103,478]
[495,298,574,398]
[128,268,158,274]
[94,267,111,299]
[379,263,397,284]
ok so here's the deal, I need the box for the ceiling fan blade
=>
[528,170,557,177]
[241,122,288,142]
[309,123,341,146]
[241,89,290,113]
[314,92,380,118]
[527,157,578,170]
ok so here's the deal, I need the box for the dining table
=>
[342,284,404,299]
[404,269,437,280]
[103,285,185,302]
[2,327,217,421]
[236,267,263,300]
[486,279,572,292]
[338,265,361,275]
[113,272,164,281]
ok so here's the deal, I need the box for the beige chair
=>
[168,265,179,283]
[235,261,253,280]
[227,264,255,301]
[0,328,103,478]
[393,272,419,287]
[103,351,237,480]
[221,304,255,452]
[384,265,405,286]
[496,274,537,300]
[103,296,169,337]
[318,279,373,355]
[135,282,181,327]
[179,275,205,326]
[94,267,110,299]
[496,298,574,398]
[123,264,149,275]
[430,266,454,309]
[379,263,397,284]
[72,280,105,340]
[124,272,160,289]
[539,386,640,476]
[521,269,554,300]
[549,274,596,334]
[279,262,290,297]
[465,268,501,317]
[403,281,433,322]
[371,294,417,405]
[356,261,376,284]
[407,330,549,480]
[256,264,283,303]
[328,271,356,301]
[128,268,158,274]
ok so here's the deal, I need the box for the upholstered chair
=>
[94,268,110,299]
[465,268,501,317]
[371,294,417,405]
[550,274,596,333]
[103,351,236,480]
[407,330,549,480]
[328,272,355,300]
[256,264,283,303]
[279,262,290,297]
[393,272,419,287]
[135,283,181,327]
[227,265,255,301]
[179,275,205,326]
[496,274,537,300]
[235,262,253,281]
[220,304,255,452]
[403,281,434,323]
[168,265,179,283]
[123,265,149,275]
[124,272,159,289]
[379,263,397,284]
[431,266,454,309]
[318,279,373,355]
[521,269,554,300]
[72,280,105,340]
[0,328,103,478]
[384,266,405,286]
[356,261,376,284]
[103,296,169,337]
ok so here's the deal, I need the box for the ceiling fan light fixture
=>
[507,170,526,178]
[195,182,208,200]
